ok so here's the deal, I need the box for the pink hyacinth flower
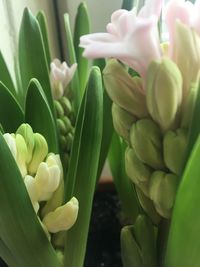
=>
[80,0,163,78]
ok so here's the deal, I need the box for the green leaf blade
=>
[25,78,59,153]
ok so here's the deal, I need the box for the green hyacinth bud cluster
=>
[54,96,75,168]
[4,123,78,240]
[103,59,192,221]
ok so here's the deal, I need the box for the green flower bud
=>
[136,187,160,225]
[59,96,72,116]
[3,133,17,160]
[60,135,67,150]
[42,197,79,233]
[15,134,28,177]
[103,59,148,118]
[62,116,73,134]
[146,58,182,131]
[16,123,34,164]
[112,103,137,141]
[54,100,64,118]
[163,128,187,175]
[125,147,152,197]
[28,133,48,175]
[173,21,200,99]
[149,171,178,219]
[57,119,67,135]
[65,133,73,151]
[130,119,164,169]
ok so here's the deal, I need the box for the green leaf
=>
[96,89,113,181]
[0,239,20,267]
[64,14,80,114]
[25,78,59,153]
[74,2,90,97]
[0,51,16,98]
[0,132,61,267]
[108,132,140,221]
[122,0,135,10]
[37,11,52,68]
[165,135,200,267]
[0,82,24,132]
[64,67,103,267]
[19,8,54,111]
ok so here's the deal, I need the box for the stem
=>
[157,219,170,267]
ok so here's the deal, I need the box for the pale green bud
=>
[59,97,72,115]
[163,129,187,175]
[62,116,72,134]
[173,21,200,99]
[42,197,79,233]
[15,134,28,177]
[57,119,67,135]
[130,119,164,169]
[28,133,48,175]
[103,59,148,118]
[181,82,198,128]
[146,58,182,131]
[136,187,160,225]
[16,123,34,164]
[149,171,178,219]
[54,100,64,118]
[112,103,137,141]
[125,147,152,197]
[65,133,73,151]
[24,175,39,213]
[3,133,17,160]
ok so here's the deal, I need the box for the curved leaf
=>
[25,79,59,153]
[64,67,103,267]
[0,82,24,132]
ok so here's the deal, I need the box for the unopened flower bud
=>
[112,103,137,141]
[42,197,79,233]
[3,133,17,160]
[24,175,39,213]
[130,119,164,169]
[136,187,160,225]
[15,134,28,177]
[125,147,152,197]
[57,119,67,135]
[62,116,72,134]
[103,59,148,118]
[54,100,64,118]
[146,58,182,131]
[163,129,187,175]
[149,171,178,218]
[28,133,48,175]
[59,97,72,115]
[16,123,34,164]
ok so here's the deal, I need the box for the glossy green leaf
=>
[0,239,20,267]
[37,11,51,68]
[108,132,140,221]
[64,14,80,114]
[64,67,103,267]
[0,132,61,267]
[19,8,54,111]
[0,51,16,98]
[0,82,24,132]
[74,2,90,97]
[25,78,59,153]
[165,135,200,267]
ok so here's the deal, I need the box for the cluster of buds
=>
[79,0,200,221]
[50,59,77,167]
[4,123,78,238]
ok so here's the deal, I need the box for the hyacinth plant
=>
[80,0,200,266]
[0,3,115,267]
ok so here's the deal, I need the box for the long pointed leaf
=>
[19,8,54,111]
[0,52,16,98]
[64,67,103,267]
[64,14,80,113]
[25,79,59,153]
[74,2,90,97]
[165,135,200,267]
[0,132,61,267]
[0,82,24,132]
